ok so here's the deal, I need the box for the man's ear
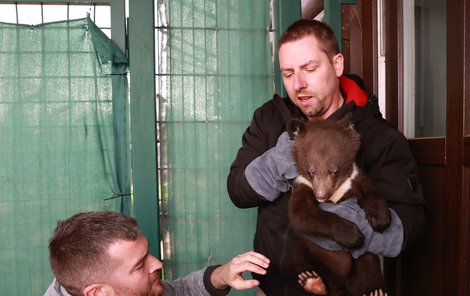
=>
[332,53,344,77]
[83,283,114,296]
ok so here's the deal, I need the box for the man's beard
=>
[293,95,324,119]
[298,103,324,119]
[147,278,165,296]
[113,274,164,296]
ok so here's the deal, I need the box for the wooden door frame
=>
[381,0,469,295]
[458,0,470,294]
[345,0,469,294]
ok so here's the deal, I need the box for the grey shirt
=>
[44,266,231,296]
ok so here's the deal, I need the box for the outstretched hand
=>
[211,251,270,290]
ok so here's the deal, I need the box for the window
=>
[0,3,111,37]
[402,0,446,137]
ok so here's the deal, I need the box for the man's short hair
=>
[279,19,340,59]
[48,211,139,296]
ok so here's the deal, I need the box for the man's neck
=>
[317,95,345,120]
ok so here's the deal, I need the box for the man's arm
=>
[227,99,296,207]
[361,123,427,250]
[163,251,270,296]
[209,251,270,290]
[227,105,274,208]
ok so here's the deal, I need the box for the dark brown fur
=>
[287,117,391,296]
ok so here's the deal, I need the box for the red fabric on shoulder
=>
[339,75,368,107]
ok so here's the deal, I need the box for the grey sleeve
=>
[44,268,230,296]
[163,269,210,296]
[163,266,230,296]
[44,272,211,296]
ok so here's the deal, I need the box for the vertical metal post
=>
[273,0,301,96]
[128,0,160,258]
[109,0,126,53]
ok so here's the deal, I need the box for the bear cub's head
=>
[287,116,361,203]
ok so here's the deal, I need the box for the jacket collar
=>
[339,75,368,107]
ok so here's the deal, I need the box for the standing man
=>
[227,19,426,295]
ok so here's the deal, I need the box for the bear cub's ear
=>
[338,113,355,131]
[287,119,306,140]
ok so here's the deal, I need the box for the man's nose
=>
[149,255,163,273]
[293,72,307,91]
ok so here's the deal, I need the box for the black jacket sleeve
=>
[356,116,427,250]
[203,265,231,296]
[227,104,275,208]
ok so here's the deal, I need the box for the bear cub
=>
[287,116,391,296]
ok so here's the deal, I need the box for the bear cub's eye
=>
[330,168,339,177]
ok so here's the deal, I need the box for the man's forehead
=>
[279,35,321,51]
[107,234,148,260]
[279,37,328,64]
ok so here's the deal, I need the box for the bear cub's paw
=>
[333,218,365,248]
[363,200,392,232]
[298,271,326,295]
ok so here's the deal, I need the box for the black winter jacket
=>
[227,76,426,296]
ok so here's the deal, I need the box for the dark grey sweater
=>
[44,265,231,296]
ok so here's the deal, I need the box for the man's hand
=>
[245,132,298,201]
[211,251,270,290]
[316,198,404,258]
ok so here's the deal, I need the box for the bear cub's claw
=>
[363,289,388,296]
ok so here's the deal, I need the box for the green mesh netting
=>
[0,17,130,295]
[155,1,273,294]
